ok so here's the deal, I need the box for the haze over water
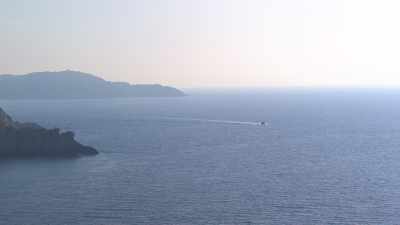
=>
[1,89,400,225]
[4,0,400,224]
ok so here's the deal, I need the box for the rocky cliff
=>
[0,108,98,157]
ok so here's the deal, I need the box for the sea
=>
[1,88,400,225]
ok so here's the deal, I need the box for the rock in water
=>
[0,108,13,127]
[0,107,98,157]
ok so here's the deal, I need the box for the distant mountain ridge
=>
[0,70,185,99]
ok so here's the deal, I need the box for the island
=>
[0,107,98,157]
[0,70,185,99]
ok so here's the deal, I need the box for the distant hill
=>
[0,70,185,99]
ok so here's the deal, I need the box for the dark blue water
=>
[1,89,400,225]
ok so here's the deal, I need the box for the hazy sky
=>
[1,0,400,87]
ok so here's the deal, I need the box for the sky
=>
[1,0,400,87]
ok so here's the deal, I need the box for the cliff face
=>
[0,108,98,157]
[0,108,13,127]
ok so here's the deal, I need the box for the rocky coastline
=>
[0,108,98,157]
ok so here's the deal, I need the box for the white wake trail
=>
[155,116,267,126]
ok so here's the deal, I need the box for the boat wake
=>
[154,116,266,126]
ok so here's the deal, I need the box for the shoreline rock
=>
[0,108,98,157]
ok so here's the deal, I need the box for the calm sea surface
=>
[1,89,400,225]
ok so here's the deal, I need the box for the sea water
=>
[1,88,400,225]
